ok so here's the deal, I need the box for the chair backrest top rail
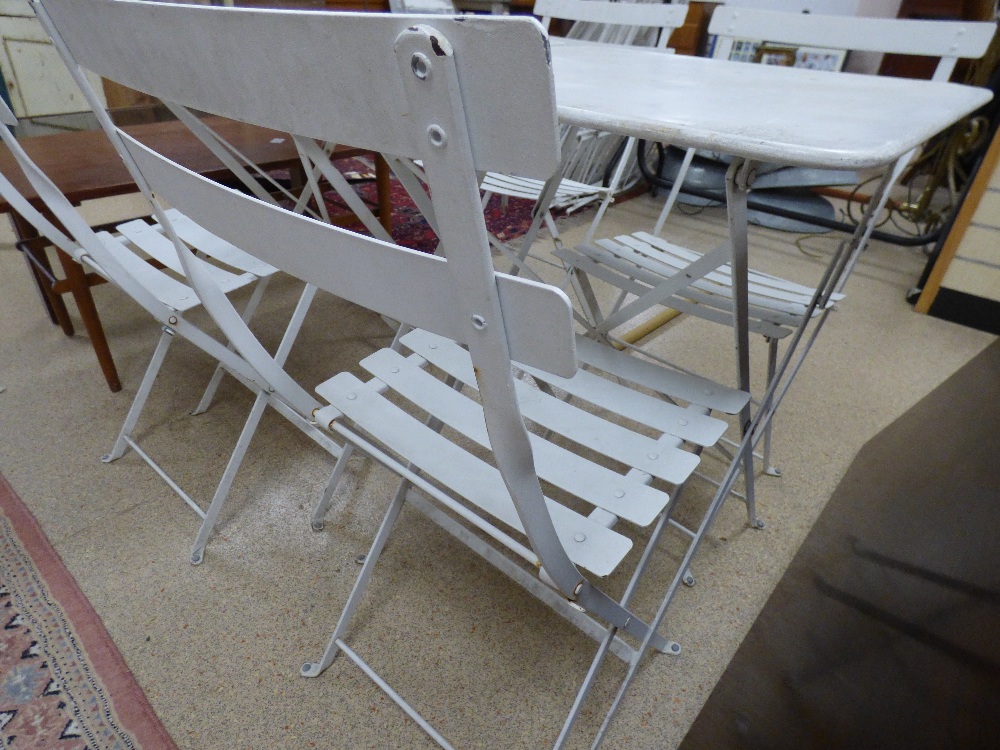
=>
[709,6,995,61]
[38,0,560,181]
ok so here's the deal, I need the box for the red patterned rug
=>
[280,160,543,254]
[0,474,176,749]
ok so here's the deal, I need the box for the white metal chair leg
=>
[189,391,268,564]
[189,284,321,562]
[556,483,690,748]
[761,336,781,477]
[192,276,272,416]
[651,145,696,237]
[102,327,175,463]
[581,136,637,245]
[310,442,355,531]
[302,479,411,678]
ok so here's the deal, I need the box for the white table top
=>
[549,38,992,170]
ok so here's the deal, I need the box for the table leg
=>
[725,158,758,523]
[55,246,122,392]
[375,154,392,235]
[11,212,74,335]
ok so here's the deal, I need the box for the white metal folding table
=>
[531,37,992,522]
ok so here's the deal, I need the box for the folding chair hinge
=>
[728,158,758,192]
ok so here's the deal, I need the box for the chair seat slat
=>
[318,372,634,576]
[116,218,252,294]
[574,335,749,414]
[398,330,702,483]
[93,232,200,312]
[402,329,729,447]
[360,348,674,526]
[164,208,277,277]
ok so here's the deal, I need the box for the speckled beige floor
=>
[0,194,994,750]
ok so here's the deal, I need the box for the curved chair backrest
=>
[536,0,689,49]
[708,7,996,81]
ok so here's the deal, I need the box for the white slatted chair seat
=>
[316,326,740,576]
[561,230,845,337]
[479,171,604,213]
[106,209,277,308]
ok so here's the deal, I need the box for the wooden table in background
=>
[0,115,392,392]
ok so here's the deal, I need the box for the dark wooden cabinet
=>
[880,0,995,80]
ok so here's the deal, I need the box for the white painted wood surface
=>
[0,0,105,117]
[550,37,992,169]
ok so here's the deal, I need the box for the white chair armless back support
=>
[35,0,601,597]
[535,0,689,49]
[708,7,996,82]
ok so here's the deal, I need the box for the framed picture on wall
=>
[712,37,848,72]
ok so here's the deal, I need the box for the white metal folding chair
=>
[24,0,396,563]
[481,0,689,270]
[0,93,340,558]
[560,9,995,474]
[33,2,754,747]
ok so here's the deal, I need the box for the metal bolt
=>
[647,452,659,460]
[613,489,625,498]
[346,393,357,400]
[471,314,487,330]
[168,315,178,325]
[573,532,586,543]
[411,52,430,79]
[428,125,447,148]
[428,343,438,349]
[390,367,400,374]
[678,418,688,426]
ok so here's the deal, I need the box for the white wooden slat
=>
[610,235,823,312]
[631,231,836,300]
[401,329,728,447]
[708,7,995,61]
[43,0,560,181]
[573,335,748,415]
[93,232,199,312]
[567,242,803,330]
[536,0,688,34]
[398,330,702,484]
[595,237,814,319]
[317,372,633,577]
[115,218,251,294]
[163,209,276,277]
[359,348,674,526]
[120,133,579,379]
